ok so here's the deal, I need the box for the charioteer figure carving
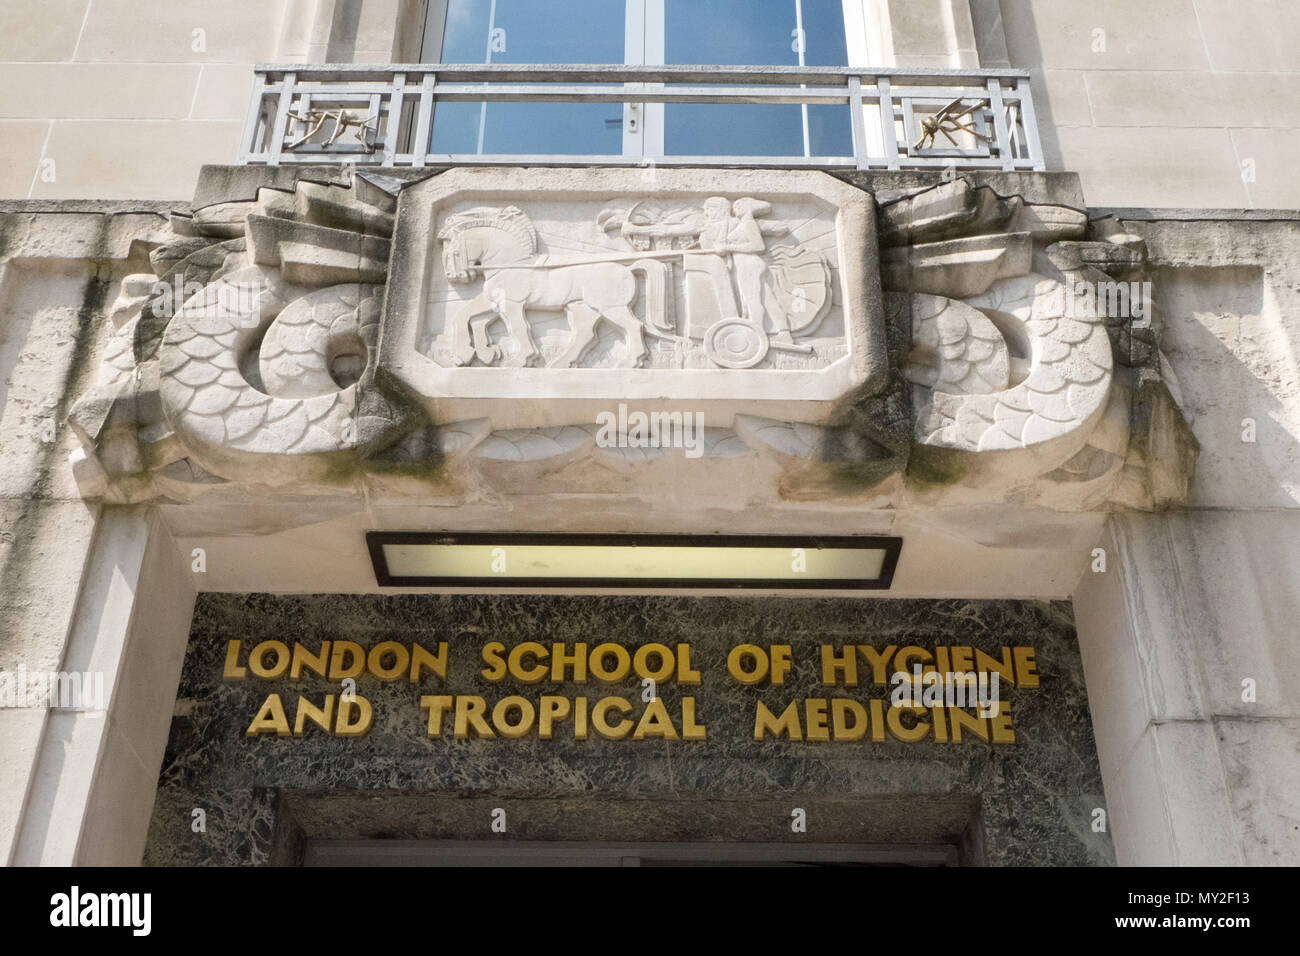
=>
[433,196,832,370]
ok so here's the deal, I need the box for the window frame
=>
[416,0,892,159]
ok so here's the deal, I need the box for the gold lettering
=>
[328,641,364,679]
[480,642,507,681]
[820,645,858,686]
[508,642,549,683]
[804,698,830,741]
[290,641,329,679]
[223,640,247,680]
[454,695,494,738]
[367,641,410,681]
[420,695,454,737]
[869,698,885,741]
[539,695,571,738]
[592,696,633,739]
[770,645,792,684]
[293,694,334,735]
[633,643,675,683]
[335,695,372,737]
[728,645,768,685]
[409,642,448,681]
[886,704,930,742]
[681,698,706,740]
[990,701,1015,744]
[753,700,801,740]
[949,706,989,743]
[632,697,678,740]
[246,693,290,737]
[248,640,290,679]
[574,697,589,739]
[831,698,867,741]
[1013,647,1039,688]
[589,644,631,682]
[930,706,949,743]
[493,696,536,738]
[551,643,587,683]
[974,647,1014,685]
[859,645,897,685]
[893,646,933,682]
[675,644,701,685]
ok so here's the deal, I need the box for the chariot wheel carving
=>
[704,318,769,369]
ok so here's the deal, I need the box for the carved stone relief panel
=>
[381,168,886,429]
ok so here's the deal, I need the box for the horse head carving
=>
[438,206,537,283]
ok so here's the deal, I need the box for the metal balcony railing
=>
[239,64,1045,172]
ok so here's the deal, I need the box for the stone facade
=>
[6,161,1293,867]
[1,1,1298,869]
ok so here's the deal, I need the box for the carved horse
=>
[438,207,666,368]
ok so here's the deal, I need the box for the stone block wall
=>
[998,0,1300,208]
[1,1,1298,207]
[0,0,286,200]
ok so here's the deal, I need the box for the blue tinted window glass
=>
[432,101,624,155]
[664,0,847,66]
[664,0,849,157]
[438,0,492,62]
[428,0,855,157]
[664,103,851,157]
[440,0,624,63]
[799,0,851,66]
[807,104,853,155]
[432,0,625,155]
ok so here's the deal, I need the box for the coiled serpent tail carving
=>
[158,267,392,481]
[909,273,1113,472]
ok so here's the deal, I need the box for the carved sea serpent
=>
[158,266,384,481]
[913,272,1113,473]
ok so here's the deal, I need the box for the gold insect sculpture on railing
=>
[913,97,993,151]
[286,107,379,151]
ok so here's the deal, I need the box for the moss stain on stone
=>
[904,445,971,491]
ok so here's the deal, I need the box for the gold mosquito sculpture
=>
[913,97,994,151]
[286,106,380,151]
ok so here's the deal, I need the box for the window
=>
[419,0,890,158]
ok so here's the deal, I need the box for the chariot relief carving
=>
[382,167,884,432]
[430,196,834,371]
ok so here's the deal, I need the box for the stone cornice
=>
[47,165,1197,514]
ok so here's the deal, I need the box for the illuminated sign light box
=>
[367,533,902,590]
